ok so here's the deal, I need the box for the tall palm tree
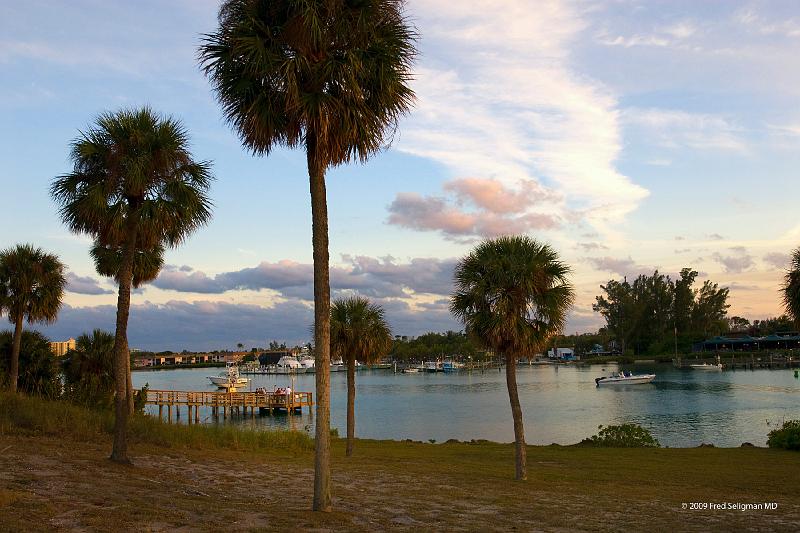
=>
[451,236,574,480]
[782,247,800,327]
[199,0,415,511]
[330,296,392,457]
[91,241,164,414]
[62,329,115,407]
[51,107,213,464]
[0,244,67,393]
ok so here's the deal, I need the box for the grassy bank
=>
[1,394,799,531]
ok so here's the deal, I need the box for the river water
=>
[132,363,800,447]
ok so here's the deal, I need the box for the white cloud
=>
[623,108,747,152]
[396,0,648,233]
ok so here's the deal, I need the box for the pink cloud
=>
[443,177,558,214]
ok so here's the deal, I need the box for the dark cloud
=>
[763,252,790,270]
[152,256,458,300]
[584,256,652,277]
[712,249,754,274]
[65,272,113,295]
[31,299,463,351]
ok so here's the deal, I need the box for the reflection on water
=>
[132,363,800,447]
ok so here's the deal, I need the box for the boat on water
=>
[595,371,655,386]
[299,357,316,373]
[401,367,419,374]
[330,358,344,372]
[690,362,723,371]
[424,361,441,373]
[273,355,305,374]
[442,360,464,372]
[208,362,250,388]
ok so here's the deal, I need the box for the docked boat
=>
[273,355,305,374]
[330,358,344,372]
[595,371,655,386]
[299,357,316,373]
[401,367,419,374]
[442,360,464,372]
[424,361,441,373]
[208,362,250,388]
[690,362,723,371]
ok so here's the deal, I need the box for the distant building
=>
[50,338,76,357]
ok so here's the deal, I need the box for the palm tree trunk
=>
[110,219,138,464]
[505,352,527,480]
[346,353,356,457]
[126,350,134,415]
[9,313,23,393]
[308,133,332,512]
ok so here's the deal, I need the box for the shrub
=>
[767,420,800,451]
[0,330,60,397]
[580,423,660,448]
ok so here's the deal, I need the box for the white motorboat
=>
[299,357,315,373]
[595,371,655,386]
[690,362,723,371]
[273,356,305,374]
[401,367,419,374]
[330,358,344,372]
[208,362,250,388]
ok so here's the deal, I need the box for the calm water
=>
[132,363,800,447]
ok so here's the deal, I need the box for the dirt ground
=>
[1,434,799,532]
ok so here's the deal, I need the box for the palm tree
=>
[62,329,115,407]
[451,236,574,480]
[782,247,800,327]
[51,107,213,464]
[91,241,164,414]
[199,0,415,511]
[330,297,392,457]
[0,244,66,393]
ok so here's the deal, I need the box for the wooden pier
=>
[145,389,313,423]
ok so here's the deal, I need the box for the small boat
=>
[401,367,419,374]
[442,360,464,372]
[424,361,441,373]
[330,358,344,372]
[208,362,250,388]
[595,371,655,386]
[690,363,723,371]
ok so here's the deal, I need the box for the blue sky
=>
[2,0,799,350]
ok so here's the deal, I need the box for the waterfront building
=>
[50,338,76,357]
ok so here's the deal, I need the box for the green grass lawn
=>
[1,393,798,531]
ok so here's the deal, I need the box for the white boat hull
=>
[690,364,723,371]
[595,374,655,386]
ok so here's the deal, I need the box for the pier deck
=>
[673,354,799,370]
[145,389,313,422]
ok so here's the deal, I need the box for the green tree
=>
[782,247,800,327]
[0,244,66,393]
[0,330,60,397]
[62,329,115,408]
[51,107,213,464]
[330,296,392,457]
[199,0,415,511]
[451,236,574,480]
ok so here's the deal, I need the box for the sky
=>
[1,0,799,350]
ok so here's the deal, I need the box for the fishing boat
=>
[595,371,655,386]
[690,362,723,371]
[208,362,250,388]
